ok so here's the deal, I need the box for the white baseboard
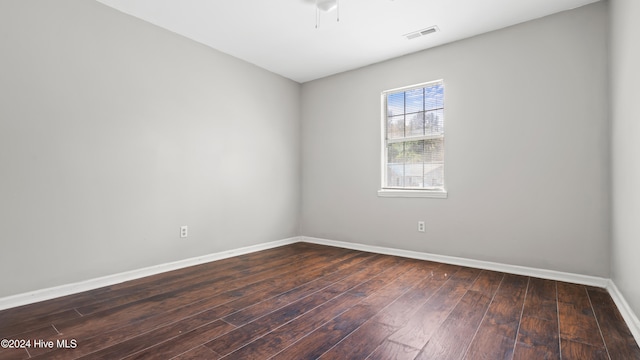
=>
[302,236,640,345]
[0,237,299,311]
[2,235,638,347]
[607,280,640,344]
[301,236,609,287]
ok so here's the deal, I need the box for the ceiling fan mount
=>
[315,0,340,28]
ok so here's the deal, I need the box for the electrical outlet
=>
[180,225,188,238]
[417,221,425,232]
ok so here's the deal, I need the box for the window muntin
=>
[382,80,444,191]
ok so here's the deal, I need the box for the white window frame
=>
[378,80,447,199]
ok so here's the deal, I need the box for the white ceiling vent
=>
[404,26,439,40]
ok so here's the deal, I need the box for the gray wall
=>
[611,0,640,317]
[0,0,301,297]
[0,0,617,301]
[301,2,610,277]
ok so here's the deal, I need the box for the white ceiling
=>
[96,0,600,83]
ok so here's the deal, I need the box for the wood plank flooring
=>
[0,243,638,359]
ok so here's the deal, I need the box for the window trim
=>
[377,188,448,198]
[379,80,447,199]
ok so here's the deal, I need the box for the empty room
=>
[1,0,639,359]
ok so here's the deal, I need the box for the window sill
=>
[377,189,448,199]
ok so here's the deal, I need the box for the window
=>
[379,80,446,198]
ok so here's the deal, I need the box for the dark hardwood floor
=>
[0,242,638,359]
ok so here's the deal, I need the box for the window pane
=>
[387,115,405,139]
[405,88,423,114]
[387,142,404,164]
[424,137,444,188]
[387,142,405,187]
[404,140,425,164]
[387,92,404,116]
[425,109,444,135]
[424,164,444,187]
[404,140,424,188]
[406,112,424,137]
[425,83,444,110]
[425,137,444,163]
[387,164,404,187]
